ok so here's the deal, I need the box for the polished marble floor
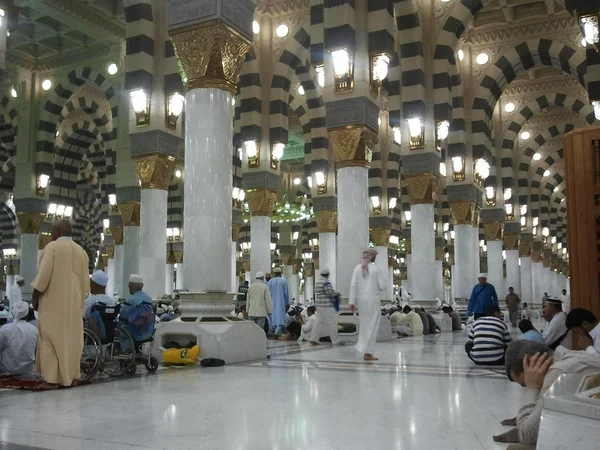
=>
[0,330,527,450]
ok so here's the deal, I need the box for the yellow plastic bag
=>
[163,345,200,365]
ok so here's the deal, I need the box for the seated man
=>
[425,309,441,334]
[465,305,512,365]
[298,306,318,344]
[84,271,117,338]
[0,302,38,375]
[120,274,154,342]
[394,306,424,337]
[518,319,545,345]
[565,308,600,355]
[415,306,430,335]
[495,340,600,446]
[442,306,462,331]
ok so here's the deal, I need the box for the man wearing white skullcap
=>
[246,271,272,333]
[83,271,116,321]
[0,302,38,375]
[8,275,25,318]
[467,273,499,320]
[119,274,152,326]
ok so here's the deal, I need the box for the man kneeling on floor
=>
[0,302,38,375]
[465,305,512,365]
[493,340,600,448]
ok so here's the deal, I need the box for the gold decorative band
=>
[519,242,532,258]
[503,234,519,251]
[404,172,439,205]
[328,125,377,168]
[483,221,504,241]
[17,212,46,234]
[109,226,124,245]
[370,228,391,247]
[315,210,337,233]
[133,153,176,190]
[232,223,242,242]
[246,189,277,216]
[119,202,141,227]
[449,201,480,226]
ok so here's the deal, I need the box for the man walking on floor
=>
[247,272,272,333]
[349,249,384,361]
[505,286,521,327]
[268,267,289,335]
[313,268,342,345]
[467,273,498,320]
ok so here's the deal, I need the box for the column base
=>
[408,298,441,311]
[177,292,237,317]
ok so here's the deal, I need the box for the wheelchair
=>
[79,302,159,380]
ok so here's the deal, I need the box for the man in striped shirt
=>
[313,268,341,345]
[465,305,512,365]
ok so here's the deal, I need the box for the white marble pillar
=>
[434,259,444,303]
[289,273,300,305]
[319,232,336,288]
[406,254,413,295]
[506,250,520,296]
[19,234,39,301]
[114,245,124,298]
[284,265,293,284]
[472,227,481,280]
[107,258,115,298]
[337,167,369,298]
[520,257,533,303]
[451,264,456,303]
[541,267,552,298]
[375,246,390,301]
[231,242,238,293]
[487,241,503,292]
[454,225,474,298]
[250,216,271,279]
[305,276,314,304]
[531,262,543,306]
[183,87,232,292]
[388,267,394,302]
[122,226,140,296]
[139,189,168,299]
[175,263,184,290]
[244,271,251,284]
[5,274,14,302]
[165,264,174,295]
[411,204,437,301]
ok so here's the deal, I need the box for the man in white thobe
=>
[0,301,38,375]
[560,289,571,312]
[8,275,24,317]
[541,298,571,350]
[349,248,384,361]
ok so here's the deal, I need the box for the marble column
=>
[315,210,337,289]
[372,228,391,302]
[504,232,520,296]
[388,267,394,302]
[165,264,174,295]
[434,259,443,302]
[472,226,481,279]
[107,257,115,298]
[16,211,45,301]
[289,273,300,304]
[406,253,413,295]
[305,276,314,304]
[531,259,543,306]
[249,214,271,279]
[451,264,456,303]
[119,202,140,296]
[231,242,238,293]
[483,218,504,292]
[449,200,479,299]
[520,256,533,303]
[169,17,252,294]
[175,263,184,290]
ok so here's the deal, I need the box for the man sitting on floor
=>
[298,306,318,344]
[565,308,600,355]
[442,305,462,331]
[518,319,545,345]
[494,340,600,447]
[465,305,512,365]
[0,302,38,375]
[394,306,424,337]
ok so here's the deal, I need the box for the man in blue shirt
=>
[268,267,289,336]
[467,273,498,319]
[120,274,152,323]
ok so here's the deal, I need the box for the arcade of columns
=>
[4,0,600,308]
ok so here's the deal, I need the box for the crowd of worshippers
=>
[384,304,462,337]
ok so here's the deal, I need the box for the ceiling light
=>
[175,169,182,178]
[458,49,464,61]
[107,63,118,75]
[316,66,325,88]
[593,100,600,121]
[252,21,260,35]
[372,54,390,81]
[439,162,447,177]
[42,79,52,91]
[504,102,515,113]
[520,131,531,140]
[544,170,551,177]
[332,49,350,77]
[10,87,17,98]
[298,85,305,96]
[276,24,289,38]
[408,118,422,138]
[533,153,541,161]
[581,37,588,47]
[392,127,401,145]
[293,177,301,185]
[476,53,489,65]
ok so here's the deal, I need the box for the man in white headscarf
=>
[0,302,38,375]
[8,275,24,316]
[349,248,385,361]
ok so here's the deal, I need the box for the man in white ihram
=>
[8,275,24,316]
[349,248,384,361]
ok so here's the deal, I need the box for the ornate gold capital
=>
[17,212,45,234]
[503,234,519,251]
[119,202,141,227]
[232,223,241,242]
[435,247,445,261]
[329,125,377,168]
[105,245,115,259]
[483,221,504,241]
[371,228,391,247]
[519,242,532,258]
[109,226,124,245]
[531,249,543,263]
[449,201,480,226]
[133,153,176,190]
[404,173,439,204]
[246,189,277,216]
[38,233,51,250]
[404,238,412,253]
[315,210,337,233]
[169,21,251,94]
[281,254,295,265]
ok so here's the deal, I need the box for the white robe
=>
[349,263,384,355]
[542,311,571,349]
[8,284,22,317]
[298,314,317,343]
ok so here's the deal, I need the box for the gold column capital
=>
[449,201,480,226]
[133,153,176,190]
[232,223,241,242]
[106,245,115,259]
[169,21,251,94]
[246,189,277,216]
[503,234,519,251]
[531,249,543,263]
[109,226,124,245]
[17,212,46,234]
[519,242,532,258]
[483,221,504,241]
[435,247,444,261]
[119,202,141,227]
[38,234,52,250]
[315,210,337,233]
[329,125,377,168]
[404,172,440,204]
[371,228,391,247]
[404,238,412,254]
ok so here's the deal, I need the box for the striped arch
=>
[123,0,155,93]
[36,67,119,175]
[531,147,565,201]
[239,48,261,143]
[72,191,102,273]
[77,158,102,200]
[233,86,243,191]
[167,177,183,230]
[0,157,15,191]
[0,95,18,182]
[268,26,328,177]
[288,92,313,188]
[0,200,17,250]
[473,39,587,168]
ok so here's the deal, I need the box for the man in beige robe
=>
[32,219,89,389]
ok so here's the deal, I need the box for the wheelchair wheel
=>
[102,326,137,377]
[145,356,159,373]
[80,328,102,381]
[124,361,137,375]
